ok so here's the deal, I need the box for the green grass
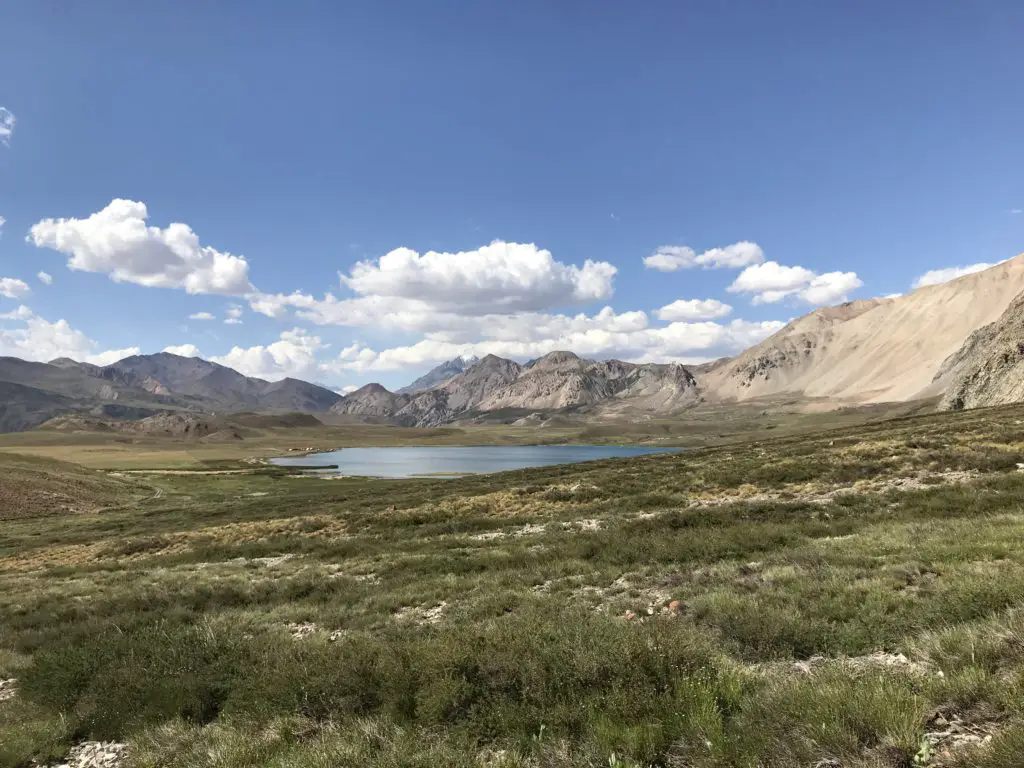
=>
[6,402,1024,765]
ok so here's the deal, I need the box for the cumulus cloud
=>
[728,261,862,306]
[341,241,616,313]
[643,241,764,272]
[248,291,318,319]
[911,262,994,290]
[244,293,783,376]
[0,108,14,146]
[163,344,202,357]
[0,278,31,299]
[28,199,254,295]
[655,298,732,321]
[0,305,33,321]
[224,304,243,324]
[88,348,139,366]
[0,306,139,364]
[37,271,53,286]
[211,328,328,381]
[0,216,6,237]
[245,241,613,333]
[729,262,815,295]
[796,272,864,306]
[230,239,795,379]
[188,311,215,321]
[334,317,784,373]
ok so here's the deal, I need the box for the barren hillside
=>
[704,254,1024,404]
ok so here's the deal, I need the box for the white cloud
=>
[655,298,732,321]
[37,271,53,286]
[911,262,994,290]
[729,262,815,295]
[88,348,138,366]
[250,293,651,343]
[341,241,616,313]
[211,328,328,381]
[248,291,317,319]
[337,384,359,394]
[0,216,6,237]
[796,271,864,306]
[188,311,215,321]
[0,305,33,321]
[28,199,254,295]
[0,307,139,365]
[163,344,202,357]
[224,304,243,324]
[729,261,862,306]
[334,317,784,373]
[1011,209,1022,215]
[643,241,764,272]
[0,108,14,146]
[237,239,796,381]
[0,278,31,299]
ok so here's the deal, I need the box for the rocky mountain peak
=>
[526,350,586,373]
[397,355,480,394]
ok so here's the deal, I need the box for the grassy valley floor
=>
[5,403,1024,765]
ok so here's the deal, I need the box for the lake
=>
[270,445,681,479]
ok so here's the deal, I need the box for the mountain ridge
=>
[703,254,1024,405]
[6,255,1024,432]
[0,352,342,432]
[330,351,700,426]
[396,355,479,394]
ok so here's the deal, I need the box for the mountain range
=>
[331,352,700,426]
[0,352,341,432]
[3,254,1024,433]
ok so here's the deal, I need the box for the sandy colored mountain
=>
[703,254,1024,405]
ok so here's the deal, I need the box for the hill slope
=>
[703,254,1024,404]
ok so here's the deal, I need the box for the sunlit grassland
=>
[4,402,1024,766]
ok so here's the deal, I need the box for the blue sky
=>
[1,1,1022,390]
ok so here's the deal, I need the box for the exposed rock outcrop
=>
[937,290,1024,410]
[331,351,700,426]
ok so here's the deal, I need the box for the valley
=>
[6,8,1021,767]
[5,401,1024,766]
[2,252,1024,768]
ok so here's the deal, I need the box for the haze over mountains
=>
[3,255,1024,433]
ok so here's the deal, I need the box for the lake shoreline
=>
[270,444,683,479]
